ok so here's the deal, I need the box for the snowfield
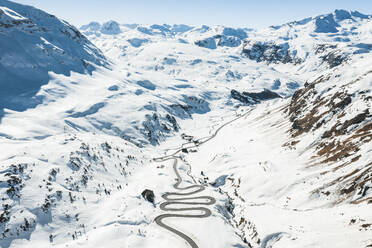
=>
[0,0,371,247]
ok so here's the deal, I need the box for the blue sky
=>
[12,0,372,28]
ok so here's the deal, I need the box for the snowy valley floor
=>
[1,98,371,248]
[153,100,372,248]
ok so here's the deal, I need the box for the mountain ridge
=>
[80,9,371,37]
[0,0,108,114]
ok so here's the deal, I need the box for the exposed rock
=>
[314,44,337,54]
[141,189,155,203]
[287,69,372,204]
[231,90,257,104]
[320,50,347,68]
[217,35,242,47]
[211,175,228,187]
[194,28,248,49]
[141,113,179,146]
[231,89,281,104]
[242,41,294,64]
[168,95,210,119]
[226,70,243,81]
[243,89,282,101]
[194,37,217,49]
[231,90,256,104]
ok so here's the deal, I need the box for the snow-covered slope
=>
[0,0,107,113]
[0,1,371,247]
[80,10,371,248]
[0,16,301,145]
[286,55,371,205]
[241,10,372,76]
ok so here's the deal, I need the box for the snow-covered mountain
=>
[242,9,372,74]
[0,0,108,114]
[0,1,371,247]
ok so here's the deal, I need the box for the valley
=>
[0,1,371,247]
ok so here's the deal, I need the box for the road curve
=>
[154,158,216,248]
[153,110,251,162]
[154,110,252,247]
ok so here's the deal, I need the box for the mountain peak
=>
[314,9,371,33]
[334,9,371,20]
[80,22,195,36]
[272,9,371,33]
[80,21,101,31]
[101,20,121,35]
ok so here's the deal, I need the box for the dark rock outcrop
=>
[242,41,294,64]
[286,69,372,204]
[141,189,155,203]
[168,96,210,119]
[194,27,248,49]
[231,89,281,104]
[231,90,257,104]
[320,50,347,68]
[141,113,179,146]
[194,37,217,49]
[243,89,282,101]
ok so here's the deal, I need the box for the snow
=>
[100,21,121,35]
[159,99,372,247]
[0,1,371,247]
[0,0,107,113]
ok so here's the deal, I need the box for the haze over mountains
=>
[0,1,371,247]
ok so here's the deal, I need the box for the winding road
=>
[154,158,215,248]
[153,109,251,248]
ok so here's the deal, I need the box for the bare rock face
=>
[242,41,294,64]
[141,189,155,203]
[231,89,282,104]
[320,50,347,68]
[194,37,217,49]
[194,27,248,49]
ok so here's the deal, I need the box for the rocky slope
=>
[241,10,372,75]
[285,56,371,205]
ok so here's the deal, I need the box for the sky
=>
[11,0,372,28]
